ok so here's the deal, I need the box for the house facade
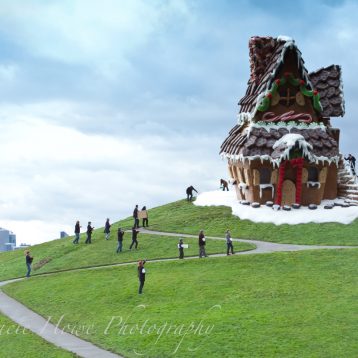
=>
[220,36,344,206]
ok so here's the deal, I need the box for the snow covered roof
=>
[220,126,339,166]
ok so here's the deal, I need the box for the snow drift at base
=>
[194,190,358,225]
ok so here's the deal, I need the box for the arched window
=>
[259,168,271,184]
[308,167,318,182]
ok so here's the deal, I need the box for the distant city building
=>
[0,228,17,251]
[60,231,69,238]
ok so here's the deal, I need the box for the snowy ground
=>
[194,190,358,225]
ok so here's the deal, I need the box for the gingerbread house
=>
[220,36,345,206]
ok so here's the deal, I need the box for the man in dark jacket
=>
[73,220,81,244]
[133,205,139,228]
[104,218,111,240]
[138,260,146,294]
[25,251,33,278]
[85,222,94,244]
[116,228,124,253]
[220,179,229,191]
[130,227,140,250]
[186,186,198,201]
[345,154,356,175]
[198,230,207,258]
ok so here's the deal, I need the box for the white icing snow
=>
[273,133,311,150]
[194,190,358,225]
[238,183,248,189]
[277,35,293,42]
[237,112,252,125]
[306,181,321,189]
[259,184,274,199]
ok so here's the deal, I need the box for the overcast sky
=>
[0,0,357,245]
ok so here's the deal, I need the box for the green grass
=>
[0,228,254,281]
[117,199,358,246]
[0,313,76,357]
[4,249,358,358]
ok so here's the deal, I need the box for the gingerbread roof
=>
[238,37,344,119]
[239,36,312,116]
[309,65,344,117]
[220,126,339,165]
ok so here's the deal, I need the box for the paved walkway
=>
[0,228,357,358]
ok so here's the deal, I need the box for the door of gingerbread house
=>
[281,180,296,206]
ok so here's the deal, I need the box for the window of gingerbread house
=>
[259,168,271,184]
[308,167,318,182]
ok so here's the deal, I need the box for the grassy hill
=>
[0,228,254,282]
[4,249,358,358]
[116,199,358,246]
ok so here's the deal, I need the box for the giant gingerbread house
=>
[220,36,351,207]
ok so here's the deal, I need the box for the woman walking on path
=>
[116,228,125,253]
[141,206,149,227]
[130,227,140,250]
[178,239,184,259]
[104,218,111,240]
[25,251,33,278]
[85,222,94,244]
[138,260,146,294]
[226,230,234,255]
[73,220,81,244]
[198,230,207,258]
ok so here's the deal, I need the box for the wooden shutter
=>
[244,169,253,185]
[270,169,278,184]
[302,168,308,183]
[253,169,260,186]
[319,167,328,183]
[237,168,244,183]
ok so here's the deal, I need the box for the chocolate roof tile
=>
[309,65,344,117]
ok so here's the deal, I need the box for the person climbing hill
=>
[186,186,198,201]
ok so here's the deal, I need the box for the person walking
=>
[198,230,207,258]
[116,227,125,253]
[25,251,33,278]
[85,221,94,244]
[178,239,184,259]
[73,220,81,244]
[345,154,356,175]
[186,186,198,201]
[138,260,146,294]
[220,179,229,191]
[133,205,139,228]
[226,229,234,255]
[141,206,149,227]
[104,218,111,240]
[130,226,140,250]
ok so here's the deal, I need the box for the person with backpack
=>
[141,206,149,227]
[138,260,146,294]
[25,251,33,278]
[73,220,81,244]
[116,227,125,253]
[226,229,234,255]
[85,221,94,244]
[104,218,111,240]
[130,227,140,250]
[178,239,184,259]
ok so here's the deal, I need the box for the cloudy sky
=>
[0,0,357,245]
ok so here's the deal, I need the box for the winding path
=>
[0,228,357,358]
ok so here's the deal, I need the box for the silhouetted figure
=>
[141,206,148,227]
[116,228,124,253]
[186,186,198,201]
[220,179,229,191]
[130,227,140,250]
[178,239,184,259]
[138,260,146,294]
[345,154,356,175]
[198,230,207,258]
[85,222,94,244]
[226,230,234,255]
[133,205,139,228]
[73,220,81,244]
[25,250,33,278]
[104,218,111,240]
